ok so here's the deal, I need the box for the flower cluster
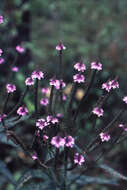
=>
[100,132,111,142]
[0,15,4,24]
[123,96,127,104]
[17,106,28,116]
[51,135,75,148]
[102,79,119,92]
[92,107,104,117]
[0,58,4,64]
[91,61,102,71]
[49,78,66,89]
[6,84,16,93]
[12,66,19,72]
[0,49,3,56]
[74,153,85,165]
[40,98,49,106]
[73,60,86,83]
[16,45,25,53]
[56,42,66,51]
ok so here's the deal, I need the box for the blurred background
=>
[0,0,127,189]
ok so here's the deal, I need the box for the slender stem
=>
[34,79,39,115]
[73,70,96,123]
[63,148,68,190]
[7,86,28,117]
[48,86,54,114]
[59,50,62,79]
[2,93,10,114]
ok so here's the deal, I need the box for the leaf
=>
[15,169,48,190]
[0,115,30,133]
[99,164,127,181]
[0,160,16,186]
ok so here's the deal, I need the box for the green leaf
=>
[99,164,127,181]
[15,169,48,190]
[0,160,16,186]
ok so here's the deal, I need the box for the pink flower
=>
[36,119,49,130]
[25,77,34,86]
[123,96,127,104]
[31,70,44,80]
[17,106,28,116]
[102,79,119,92]
[56,42,66,51]
[46,115,59,124]
[64,136,75,148]
[0,58,4,64]
[73,74,85,83]
[41,88,49,94]
[0,49,3,56]
[0,16,4,24]
[40,98,49,106]
[74,153,85,165]
[0,114,7,122]
[91,61,102,71]
[92,107,104,117]
[43,135,49,142]
[119,123,124,128]
[6,84,16,93]
[56,113,63,118]
[49,78,66,89]
[100,132,110,142]
[32,152,38,160]
[16,45,24,53]
[62,95,67,101]
[11,66,19,72]
[51,136,65,148]
[74,62,86,72]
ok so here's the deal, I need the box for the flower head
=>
[91,61,102,71]
[32,152,38,160]
[56,42,66,51]
[11,66,19,72]
[0,114,7,122]
[74,62,86,72]
[102,79,119,92]
[40,98,49,106]
[100,132,110,142]
[17,106,28,116]
[0,16,4,24]
[0,49,3,56]
[46,115,59,124]
[92,107,104,117]
[74,153,85,165]
[16,45,24,53]
[0,58,4,64]
[43,135,49,142]
[6,84,16,93]
[64,136,75,148]
[36,118,48,130]
[25,77,34,86]
[73,74,85,83]
[41,88,49,94]
[123,96,127,104]
[31,70,44,80]
[49,78,66,90]
[51,136,65,148]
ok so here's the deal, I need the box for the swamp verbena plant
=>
[0,15,127,190]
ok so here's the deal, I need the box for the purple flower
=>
[0,58,4,64]
[32,152,38,160]
[73,74,85,83]
[0,114,7,122]
[64,136,75,148]
[51,136,65,148]
[17,106,28,116]
[91,61,102,71]
[102,79,119,92]
[36,118,48,130]
[43,135,49,142]
[119,123,124,128]
[6,84,16,93]
[56,113,63,118]
[56,42,66,51]
[49,78,66,89]
[31,70,44,80]
[46,115,59,124]
[123,96,127,104]
[92,107,104,117]
[100,132,110,142]
[11,66,19,72]
[40,98,49,106]
[62,95,67,101]
[16,45,24,53]
[74,153,85,165]
[25,77,34,86]
[74,62,86,72]
[0,16,4,24]
[0,49,3,56]
[41,88,49,94]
